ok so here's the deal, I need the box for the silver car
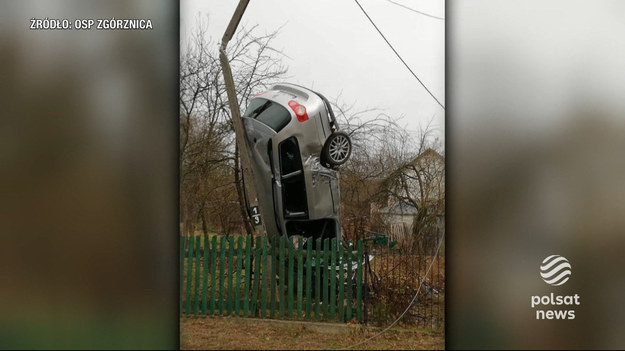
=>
[242,83,352,241]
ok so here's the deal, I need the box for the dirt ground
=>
[180,316,444,350]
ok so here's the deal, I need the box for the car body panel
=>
[242,83,343,241]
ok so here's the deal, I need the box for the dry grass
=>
[180,316,443,350]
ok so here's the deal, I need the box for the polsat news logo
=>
[530,255,580,320]
[540,255,571,286]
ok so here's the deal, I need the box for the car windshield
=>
[243,98,291,132]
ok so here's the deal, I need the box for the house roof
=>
[378,202,418,215]
[414,148,444,163]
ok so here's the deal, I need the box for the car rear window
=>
[243,98,291,132]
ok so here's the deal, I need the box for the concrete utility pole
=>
[219,0,267,236]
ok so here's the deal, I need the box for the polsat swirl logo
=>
[540,255,571,286]
[531,255,579,320]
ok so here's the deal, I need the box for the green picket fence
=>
[180,234,365,323]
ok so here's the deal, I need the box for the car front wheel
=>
[321,132,352,168]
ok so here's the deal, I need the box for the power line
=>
[353,0,445,110]
[340,233,445,350]
[385,0,445,21]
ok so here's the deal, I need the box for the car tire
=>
[321,132,352,168]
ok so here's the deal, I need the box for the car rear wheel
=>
[321,132,352,167]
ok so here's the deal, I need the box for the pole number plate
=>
[250,206,262,226]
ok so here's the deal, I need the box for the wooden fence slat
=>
[227,236,234,315]
[194,235,201,315]
[235,236,243,316]
[323,238,330,320]
[346,242,353,321]
[185,235,194,316]
[306,239,312,321]
[210,236,217,315]
[330,239,337,321]
[356,240,363,321]
[202,235,210,315]
[338,241,345,322]
[218,236,226,315]
[315,238,322,321]
[251,236,261,316]
[183,235,371,324]
[287,237,295,319]
[297,236,304,320]
[260,236,268,318]
[279,236,285,319]
[179,236,185,315]
[243,235,251,317]
[270,236,277,318]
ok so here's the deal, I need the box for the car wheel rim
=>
[329,135,350,163]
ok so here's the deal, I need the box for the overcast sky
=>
[181,0,445,142]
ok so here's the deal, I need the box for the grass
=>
[180,316,444,350]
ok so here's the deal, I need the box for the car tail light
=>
[288,100,308,122]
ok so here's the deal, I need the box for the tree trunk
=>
[234,144,254,236]
[200,205,209,236]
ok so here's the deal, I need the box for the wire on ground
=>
[340,232,445,350]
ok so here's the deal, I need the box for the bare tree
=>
[378,119,445,250]
[180,16,288,236]
[330,98,412,240]
[332,97,444,247]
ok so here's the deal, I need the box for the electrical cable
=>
[385,0,445,21]
[353,0,445,110]
[340,232,445,350]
